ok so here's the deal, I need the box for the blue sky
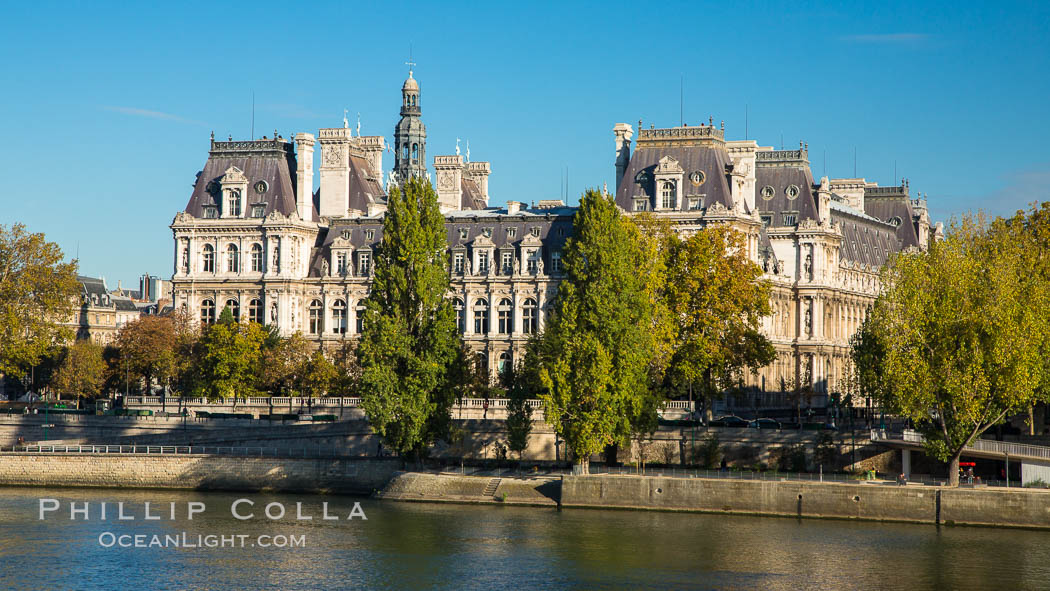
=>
[2,1,1049,286]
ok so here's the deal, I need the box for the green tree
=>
[855,214,1050,486]
[502,347,544,459]
[537,189,660,473]
[51,339,106,406]
[300,350,337,397]
[115,315,176,396]
[660,224,775,420]
[259,333,313,395]
[191,307,268,401]
[0,223,80,380]
[357,177,462,458]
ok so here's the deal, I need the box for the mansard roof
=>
[831,202,902,268]
[184,138,298,219]
[308,206,574,277]
[347,153,387,211]
[615,130,734,210]
[754,150,819,222]
[460,177,486,210]
[863,184,921,248]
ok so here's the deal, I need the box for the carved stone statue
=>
[272,246,280,272]
[803,254,812,280]
[804,308,812,336]
[321,258,329,276]
[270,302,278,323]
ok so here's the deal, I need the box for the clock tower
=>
[393,66,427,183]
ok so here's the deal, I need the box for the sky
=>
[2,0,1049,286]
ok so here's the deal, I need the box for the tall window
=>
[200,299,215,325]
[308,300,323,335]
[522,298,538,334]
[355,302,366,333]
[526,250,538,274]
[202,244,214,273]
[497,352,511,376]
[497,298,513,334]
[229,190,241,217]
[661,182,675,209]
[453,298,465,333]
[248,299,263,324]
[477,251,489,275]
[476,352,489,382]
[336,252,347,276]
[453,253,464,274]
[225,298,240,322]
[550,252,561,273]
[332,299,347,334]
[250,244,263,272]
[473,298,489,334]
[501,251,514,275]
[226,244,239,273]
[411,143,418,162]
[358,252,371,276]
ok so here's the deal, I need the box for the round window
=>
[761,186,775,200]
[254,180,269,194]
[689,170,706,186]
[786,185,800,200]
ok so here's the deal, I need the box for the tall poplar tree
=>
[357,177,462,457]
[537,189,660,473]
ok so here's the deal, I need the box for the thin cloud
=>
[102,106,206,126]
[840,33,929,44]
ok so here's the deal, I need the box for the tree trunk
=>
[948,452,961,487]
[574,458,589,475]
[1029,405,1036,436]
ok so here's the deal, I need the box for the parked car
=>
[749,418,782,429]
[710,415,749,428]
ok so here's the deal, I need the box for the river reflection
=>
[1,486,1048,590]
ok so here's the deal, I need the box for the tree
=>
[0,223,80,380]
[115,315,176,397]
[259,333,313,395]
[357,177,462,458]
[659,224,774,420]
[855,214,1050,486]
[537,190,660,473]
[191,307,269,401]
[300,351,337,397]
[51,340,106,406]
[502,345,544,460]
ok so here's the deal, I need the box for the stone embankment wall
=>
[0,454,400,494]
[377,472,559,506]
[561,475,1050,529]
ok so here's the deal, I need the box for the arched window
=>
[202,244,214,273]
[661,181,676,209]
[452,298,465,333]
[497,351,511,376]
[248,298,263,324]
[308,299,323,335]
[224,298,240,322]
[226,244,239,273]
[476,352,489,381]
[355,301,366,333]
[332,299,347,334]
[412,143,418,162]
[522,298,538,334]
[229,190,241,217]
[250,244,263,272]
[473,298,489,334]
[497,298,513,334]
[402,143,409,159]
[200,299,215,325]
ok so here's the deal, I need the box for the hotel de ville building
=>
[170,69,941,413]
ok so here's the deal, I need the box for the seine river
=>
[2,486,1049,590]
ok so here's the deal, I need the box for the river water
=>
[1,486,1048,590]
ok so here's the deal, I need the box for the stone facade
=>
[170,72,941,411]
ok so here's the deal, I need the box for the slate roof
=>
[460,177,486,210]
[863,186,921,248]
[310,206,575,277]
[346,154,387,212]
[754,151,819,224]
[831,204,902,268]
[615,145,734,210]
[184,139,298,219]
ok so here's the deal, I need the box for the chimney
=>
[466,161,491,206]
[318,128,352,218]
[613,123,634,194]
[356,135,385,181]
[433,155,465,212]
[295,133,315,221]
[507,201,521,214]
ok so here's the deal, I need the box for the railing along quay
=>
[0,444,351,458]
